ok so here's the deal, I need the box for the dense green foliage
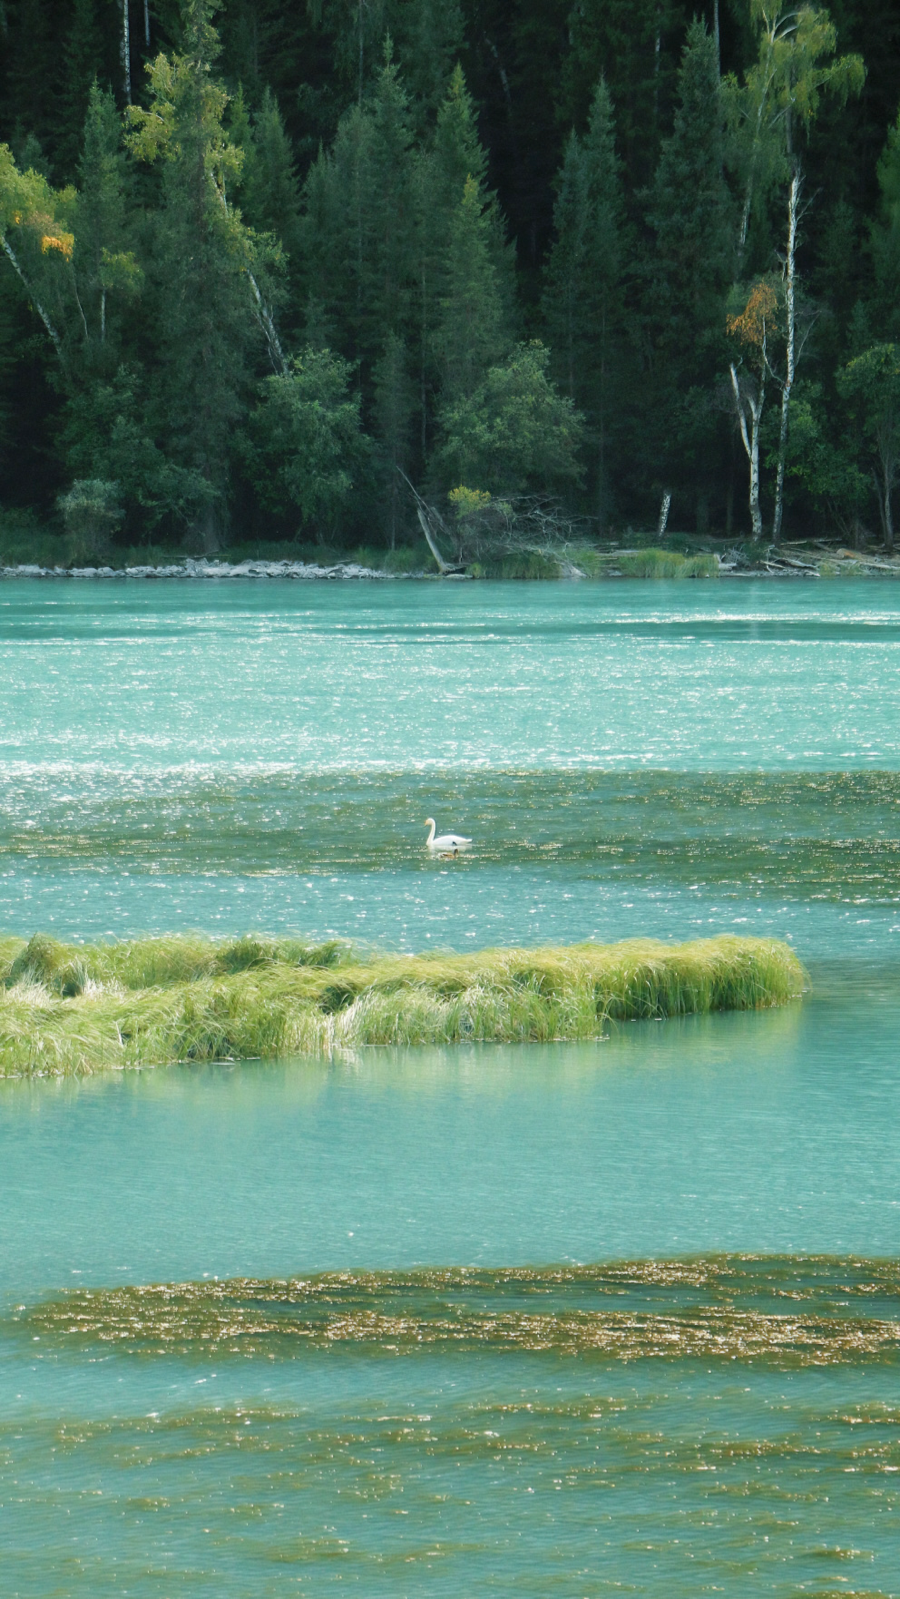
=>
[1,0,899,551]
[0,930,806,1073]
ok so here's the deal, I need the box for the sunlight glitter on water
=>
[4,577,900,1595]
[4,578,900,772]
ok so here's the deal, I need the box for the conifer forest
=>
[2,0,900,559]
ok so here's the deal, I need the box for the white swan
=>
[425,817,472,850]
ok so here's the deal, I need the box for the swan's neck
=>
[425,820,435,846]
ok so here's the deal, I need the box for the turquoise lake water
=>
[2,578,900,1596]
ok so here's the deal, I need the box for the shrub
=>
[437,342,585,496]
[57,479,123,564]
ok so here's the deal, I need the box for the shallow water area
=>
[3,981,900,1594]
[1,981,899,1296]
[3,577,900,1594]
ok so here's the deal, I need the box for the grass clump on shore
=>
[0,933,807,1077]
[468,551,562,580]
[617,548,719,579]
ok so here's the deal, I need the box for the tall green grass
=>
[0,932,807,1077]
[469,551,562,580]
[617,548,719,578]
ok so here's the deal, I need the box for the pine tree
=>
[870,110,900,340]
[126,0,274,547]
[647,22,732,379]
[430,64,515,322]
[298,105,368,358]
[390,0,465,121]
[57,0,115,179]
[432,62,490,208]
[408,64,514,459]
[74,82,137,355]
[561,0,687,195]
[435,174,508,407]
[298,46,416,374]
[644,21,733,522]
[543,130,588,403]
[238,88,302,268]
[373,328,415,544]
[543,79,626,518]
[363,47,416,348]
[425,64,514,421]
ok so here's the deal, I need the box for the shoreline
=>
[0,558,408,582]
[3,548,900,581]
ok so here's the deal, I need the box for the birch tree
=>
[0,144,73,364]
[724,2,863,540]
[727,277,778,538]
[121,0,132,104]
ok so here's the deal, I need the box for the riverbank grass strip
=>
[0,933,807,1076]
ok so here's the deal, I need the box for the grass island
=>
[0,931,807,1077]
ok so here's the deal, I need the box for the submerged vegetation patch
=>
[5,768,900,888]
[19,1255,900,1367]
[0,933,807,1077]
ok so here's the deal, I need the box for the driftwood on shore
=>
[396,469,467,574]
[4,538,900,583]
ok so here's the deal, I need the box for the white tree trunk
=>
[122,0,132,103]
[416,504,452,572]
[210,178,287,374]
[396,467,453,572]
[772,169,801,544]
[247,266,287,373]
[657,491,671,536]
[730,361,764,540]
[881,454,896,552]
[1,233,64,360]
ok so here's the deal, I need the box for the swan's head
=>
[424,817,435,829]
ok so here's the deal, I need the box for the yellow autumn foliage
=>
[40,232,74,259]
